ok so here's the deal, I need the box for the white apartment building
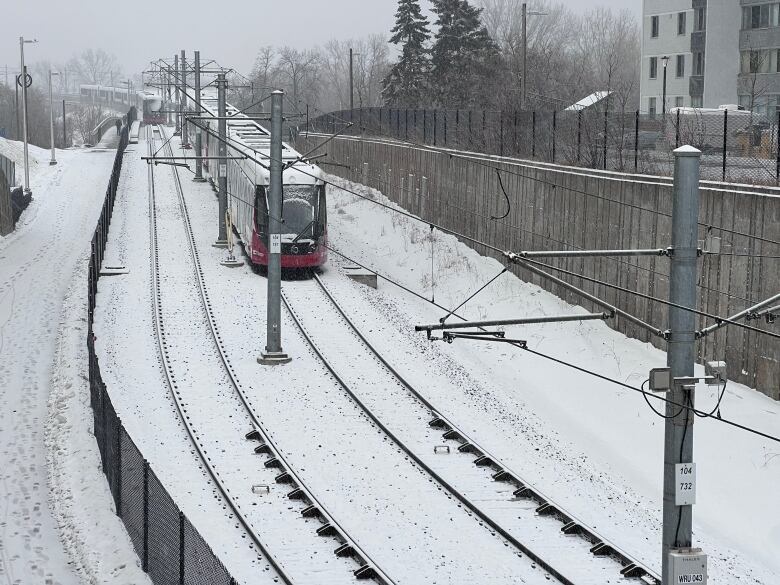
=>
[641,0,740,114]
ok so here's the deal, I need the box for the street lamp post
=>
[19,36,38,195]
[49,70,60,165]
[662,55,669,127]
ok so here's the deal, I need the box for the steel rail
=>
[282,280,579,585]
[158,127,395,585]
[145,124,293,584]
[309,272,663,585]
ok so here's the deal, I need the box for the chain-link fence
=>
[306,107,780,186]
[87,110,237,585]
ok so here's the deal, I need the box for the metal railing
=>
[87,110,238,585]
[307,107,780,186]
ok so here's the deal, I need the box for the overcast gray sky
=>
[3,0,641,79]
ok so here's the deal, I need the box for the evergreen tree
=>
[382,0,431,107]
[430,0,501,107]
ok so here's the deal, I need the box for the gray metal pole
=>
[20,38,31,194]
[62,99,66,147]
[214,73,228,247]
[349,48,354,112]
[259,90,291,365]
[181,50,189,148]
[521,3,527,111]
[193,50,206,182]
[174,54,180,134]
[49,70,57,165]
[662,145,702,582]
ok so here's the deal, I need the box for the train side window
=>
[317,185,327,237]
[255,186,269,240]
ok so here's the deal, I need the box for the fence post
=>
[444,110,448,146]
[603,109,608,170]
[552,110,556,163]
[634,110,640,172]
[433,110,437,146]
[577,110,582,163]
[776,111,780,184]
[423,109,427,143]
[142,459,149,572]
[405,109,409,141]
[722,109,728,182]
[179,511,185,585]
[675,108,681,149]
[513,110,518,156]
[532,111,536,158]
[468,110,473,148]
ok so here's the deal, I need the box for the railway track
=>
[281,272,662,585]
[146,125,393,585]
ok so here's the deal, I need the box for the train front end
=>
[250,177,328,269]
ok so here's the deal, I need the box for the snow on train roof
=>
[197,88,321,186]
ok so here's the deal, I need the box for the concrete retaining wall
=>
[295,133,780,400]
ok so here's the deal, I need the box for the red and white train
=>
[199,91,327,269]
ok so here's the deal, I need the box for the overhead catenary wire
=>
[169,71,777,340]
[514,255,780,341]
[326,244,780,445]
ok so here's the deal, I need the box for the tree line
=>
[236,0,639,116]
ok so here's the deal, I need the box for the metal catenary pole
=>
[521,3,527,111]
[258,90,292,365]
[20,38,32,194]
[662,144,702,582]
[62,99,66,147]
[180,50,189,148]
[49,70,58,165]
[214,73,228,247]
[193,50,206,182]
[174,54,180,134]
[349,47,354,112]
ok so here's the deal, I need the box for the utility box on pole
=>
[666,549,707,584]
[213,73,228,248]
[662,145,704,583]
[258,90,291,366]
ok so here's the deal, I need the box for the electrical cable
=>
[519,346,780,444]
[491,169,511,220]
[517,256,780,341]
[641,379,685,419]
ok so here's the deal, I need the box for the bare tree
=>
[322,36,390,110]
[67,49,121,86]
[274,47,321,113]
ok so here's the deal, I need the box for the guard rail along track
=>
[148,124,395,585]
[281,272,662,585]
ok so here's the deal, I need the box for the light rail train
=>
[199,90,328,269]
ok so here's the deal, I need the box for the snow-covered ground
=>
[0,138,149,584]
[85,128,779,584]
[323,175,780,582]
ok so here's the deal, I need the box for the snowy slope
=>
[0,138,149,584]
[323,175,780,583]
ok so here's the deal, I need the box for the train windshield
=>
[282,185,318,241]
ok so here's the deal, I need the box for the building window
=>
[649,97,657,117]
[695,7,706,31]
[742,50,771,74]
[694,52,705,76]
[678,12,687,35]
[742,4,780,29]
[650,56,658,79]
[651,15,659,38]
[691,96,703,108]
[675,96,684,108]
[676,54,685,78]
